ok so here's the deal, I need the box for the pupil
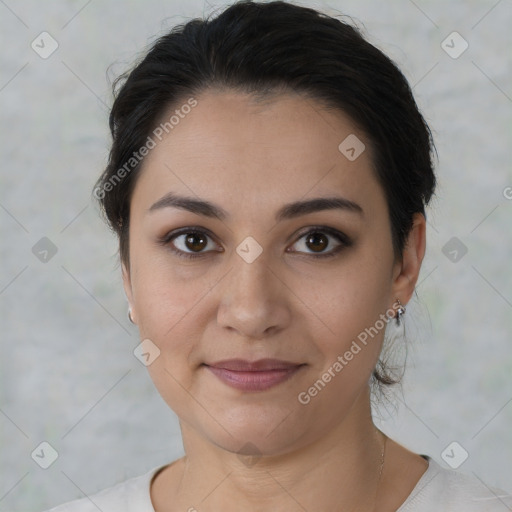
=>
[307,232,327,252]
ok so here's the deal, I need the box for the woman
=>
[45,1,512,510]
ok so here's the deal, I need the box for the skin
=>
[123,89,429,511]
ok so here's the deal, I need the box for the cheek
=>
[132,266,210,418]
[292,245,393,380]
[130,255,210,373]
[130,241,213,333]
[297,247,392,337]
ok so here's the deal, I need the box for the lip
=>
[204,358,305,392]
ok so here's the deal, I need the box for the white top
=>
[43,456,512,511]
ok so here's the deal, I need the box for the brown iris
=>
[185,233,208,252]
[305,232,328,252]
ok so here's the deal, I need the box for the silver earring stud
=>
[128,307,135,324]
[395,299,405,326]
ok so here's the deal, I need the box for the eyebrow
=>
[148,192,364,221]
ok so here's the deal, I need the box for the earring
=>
[395,299,406,326]
[128,307,135,324]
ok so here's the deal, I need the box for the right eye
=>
[163,228,222,260]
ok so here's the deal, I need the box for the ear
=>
[391,213,427,305]
[122,261,136,324]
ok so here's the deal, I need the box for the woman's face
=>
[124,89,421,456]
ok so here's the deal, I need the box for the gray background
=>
[1,0,511,510]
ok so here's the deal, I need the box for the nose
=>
[216,250,292,340]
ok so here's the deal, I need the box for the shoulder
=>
[399,456,512,512]
[41,465,165,512]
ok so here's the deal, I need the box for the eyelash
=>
[159,226,352,261]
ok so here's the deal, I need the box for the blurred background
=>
[0,0,511,509]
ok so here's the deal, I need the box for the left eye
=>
[289,228,349,258]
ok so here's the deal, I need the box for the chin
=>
[191,401,320,458]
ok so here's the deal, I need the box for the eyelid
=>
[160,226,216,244]
[290,225,352,246]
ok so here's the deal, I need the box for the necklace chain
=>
[345,430,387,512]
[373,431,388,512]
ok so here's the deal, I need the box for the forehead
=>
[132,89,385,218]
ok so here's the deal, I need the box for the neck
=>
[168,387,386,512]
